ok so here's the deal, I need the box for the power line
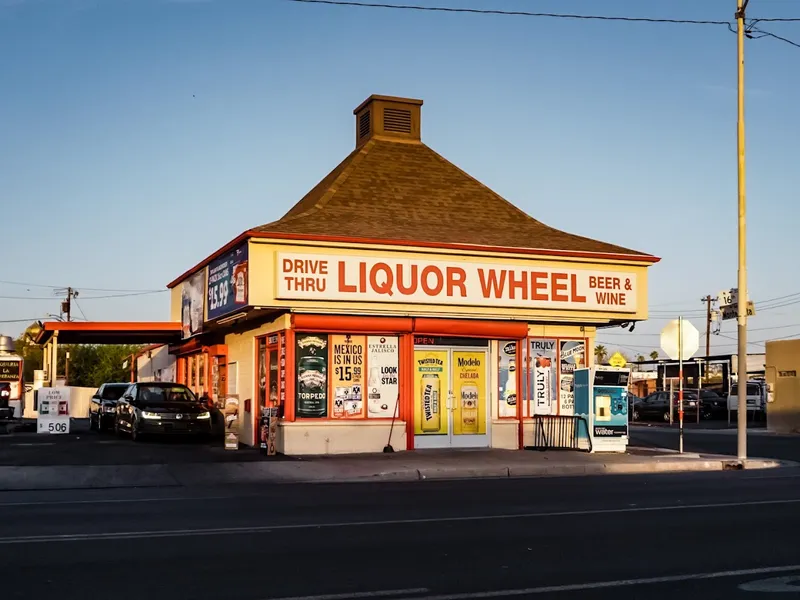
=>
[0,279,165,293]
[0,290,167,300]
[286,0,734,26]
[750,27,800,48]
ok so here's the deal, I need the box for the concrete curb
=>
[0,456,793,491]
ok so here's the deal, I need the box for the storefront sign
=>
[296,334,329,418]
[37,387,70,434]
[453,351,486,435]
[497,341,517,418]
[279,333,286,405]
[530,339,557,416]
[277,253,638,312]
[331,335,366,418]
[367,336,399,418]
[559,340,586,415]
[181,270,205,339]
[0,360,21,382]
[414,350,448,435]
[207,243,249,321]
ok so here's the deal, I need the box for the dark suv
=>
[89,383,131,432]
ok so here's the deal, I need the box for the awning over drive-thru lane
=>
[35,321,182,346]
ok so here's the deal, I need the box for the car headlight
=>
[196,411,211,420]
[142,411,162,420]
[103,405,116,413]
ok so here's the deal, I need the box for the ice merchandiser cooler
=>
[574,366,630,453]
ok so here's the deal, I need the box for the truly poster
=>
[181,270,205,339]
[529,339,557,416]
[453,351,486,435]
[414,350,448,435]
[367,336,399,418]
[207,242,249,321]
[295,334,329,418]
[497,341,517,418]
[330,335,366,419]
[559,340,586,415]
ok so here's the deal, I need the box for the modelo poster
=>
[497,341,517,418]
[295,334,328,418]
[529,339,557,416]
[331,335,366,419]
[367,336,399,418]
[453,351,486,435]
[559,340,586,415]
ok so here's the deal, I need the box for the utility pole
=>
[735,0,749,463]
[702,295,713,357]
[57,287,79,322]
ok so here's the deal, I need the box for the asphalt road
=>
[2,469,800,599]
[630,424,800,462]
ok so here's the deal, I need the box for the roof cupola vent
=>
[353,94,423,148]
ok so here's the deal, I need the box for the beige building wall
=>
[766,340,800,434]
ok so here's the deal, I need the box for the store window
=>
[521,338,587,417]
[295,333,400,420]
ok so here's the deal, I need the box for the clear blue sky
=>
[1,0,799,357]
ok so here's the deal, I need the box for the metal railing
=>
[525,414,592,453]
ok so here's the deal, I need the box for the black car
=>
[114,382,212,441]
[0,382,12,420]
[631,390,707,422]
[89,382,130,432]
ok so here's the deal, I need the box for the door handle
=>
[447,390,455,411]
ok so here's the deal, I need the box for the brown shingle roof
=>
[253,138,652,259]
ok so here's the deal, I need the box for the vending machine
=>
[574,366,630,453]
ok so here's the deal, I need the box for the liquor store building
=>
[167,94,659,454]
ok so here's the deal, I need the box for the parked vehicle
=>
[631,390,708,422]
[114,382,212,441]
[89,382,130,432]
[698,389,727,419]
[0,382,12,420]
[727,380,767,415]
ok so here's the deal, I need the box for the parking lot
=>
[0,418,293,466]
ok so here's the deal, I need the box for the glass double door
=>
[413,347,490,449]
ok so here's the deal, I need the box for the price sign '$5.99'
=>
[209,279,230,311]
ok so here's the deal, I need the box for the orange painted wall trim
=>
[402,333,414,450]
[413,318,528,339]
[284,329,296,422]
[291,314,413,333]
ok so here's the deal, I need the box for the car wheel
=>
[97,416,105,433]
[662,411,671,422]
[88,413,96,431]
[114,418,123,437]
[131,421,142,442]
[632,409,640,421]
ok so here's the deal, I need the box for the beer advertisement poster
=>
[180,270,205,339]
[367,336,399,418]
[206,242,249,321]
[414,350,448,435]
[529,339,557,416]
[295,334,329,418]
[559,340,586,415]
[330,335,366,418]
[223,395,240,451]
[453,351,486,435]
[497,341,517,418]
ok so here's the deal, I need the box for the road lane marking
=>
[361,566,800,599]
[262,589,429,600]
[0,496,799,545]
[0,494,241,507]
[739,575,800,592]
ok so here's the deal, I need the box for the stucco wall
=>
[766,340,800,434]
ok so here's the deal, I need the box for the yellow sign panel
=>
[414,350,448,435]
[608,352,627,368]
[452,351,487,435]
[330,335,366,418]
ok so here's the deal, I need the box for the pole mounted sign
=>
[660,319,700,361]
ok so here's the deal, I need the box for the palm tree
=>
[594,344,608,364]
[649,350,659,360]
[636,354,646,362]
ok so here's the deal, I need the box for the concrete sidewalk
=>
[0,447,792,491]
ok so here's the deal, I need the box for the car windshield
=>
[101,385,129,400]
[138,385,197,403]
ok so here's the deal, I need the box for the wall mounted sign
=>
[277,252,638,312]
[207,242,249,321]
